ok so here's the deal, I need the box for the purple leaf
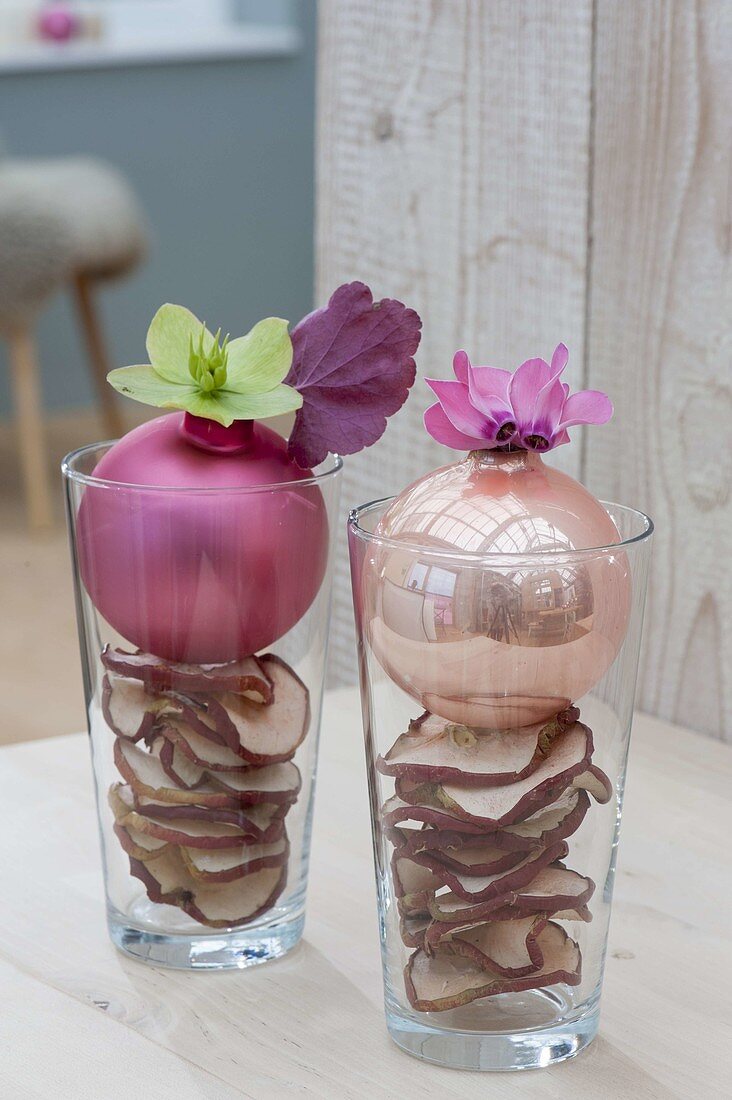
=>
[285,282,422,467]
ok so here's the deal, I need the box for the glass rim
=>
[348,497,654,564]
[61,440,343,494]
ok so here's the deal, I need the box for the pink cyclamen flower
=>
[424,345,612,453]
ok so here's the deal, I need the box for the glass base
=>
[386,995,599,1072]
[108,908,305,970]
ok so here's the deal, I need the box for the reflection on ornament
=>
[364,450,630,728]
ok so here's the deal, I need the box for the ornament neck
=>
[180,413,255,456]
[467,447,544,474]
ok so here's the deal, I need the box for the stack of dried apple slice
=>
[101,646,310,928]
[376,709,611,1011]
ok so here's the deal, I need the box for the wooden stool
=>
[0,156,147,528]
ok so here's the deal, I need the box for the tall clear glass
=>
[348,497,652,1070]
[63,441,341,970]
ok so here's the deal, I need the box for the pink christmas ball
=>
[362,450,631,728]
[77,413,329,663]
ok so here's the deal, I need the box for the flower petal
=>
[467,364,513,415]
[107,364,199,408]
[550,343,569,377]
[424,403,485,450]
[426,378,494,439]
[225,317,293,393]
[558,390,613,428]
[146,304,213,385]
[508,357,553,422]
[452,350,470,384]
[187,385,303,428]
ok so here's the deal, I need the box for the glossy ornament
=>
[364,449,630,728]
[77,413,329,663]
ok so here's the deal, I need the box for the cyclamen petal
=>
[452,350,470,384]
[425,378,494,440]
[467,364,513,414]
[558,390,613,429]
[424,403,486,450]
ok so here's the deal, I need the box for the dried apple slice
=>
[180,836,289,884]
[108,785,170,861]
[398,835,532,878]
[572,763,613,804]
[103,672,225,747]
[133,796,288,839]
[404,921,581,1011]
[158,718,253,772]
[385,822,535,862]
[395,722,594,828]
[424,901,592,951]
[204,655,310,764]
[427,863,595,924]
[400,915,430,948]
[129,848,286,927]
[123,807,284,849]
[382,795,486,836]
[394,840,568,904]
[149,734,205,789]
[378,709,579,787]
[210,762,301,805]
[114,739,238,808]
[112,782,286,846]
[101,645,274,703]
[115,739,300,810]
[102,673,162,742]
[440,915,549,977]
[503,788,590,842]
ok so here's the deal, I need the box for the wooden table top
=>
[0,689,729,1099]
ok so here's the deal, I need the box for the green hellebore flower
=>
[107,303,303,427]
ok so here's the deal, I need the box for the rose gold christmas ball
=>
[364,450,630,728]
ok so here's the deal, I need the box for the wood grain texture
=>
[317,0,593,686]
[584,0,732,740]
[317,0,732,742]
[0,698,729,1098]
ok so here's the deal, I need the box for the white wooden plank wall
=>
[316,0,732,741]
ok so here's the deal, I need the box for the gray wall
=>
[0,3,316,415]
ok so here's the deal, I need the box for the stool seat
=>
[0,156,147,332]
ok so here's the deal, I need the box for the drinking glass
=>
[348,498,652,1070]
[63,441,341,970]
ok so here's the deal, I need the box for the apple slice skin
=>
[394,722,596,829]
[121,806,286,849]
[156,719,253,773]
[114,739,301,811]
[128,852,287,928]
[203,656,310,765]
[377,708,580,787]
[103,672,227,749]
[149,735,205,789]
[133,795,288,836]
[404,922,581,1012]
[426,863,596,925]
[438,915,550,978]
[101,645,274,703]
[180,837,290,884]
[382,789,591,853]
[393,840,569,904]
[387,825,533,871]
[102,674,157,743]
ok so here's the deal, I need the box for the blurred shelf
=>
[0,23,301,74]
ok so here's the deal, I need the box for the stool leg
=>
[7,327,53,530]
[72,273,125,440]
